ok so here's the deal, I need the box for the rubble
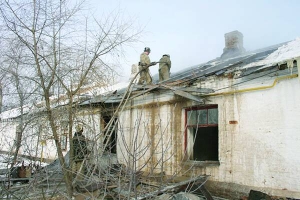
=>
[0,153,217,199]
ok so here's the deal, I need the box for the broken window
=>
[102,116,117,154]
[185,105,218,161]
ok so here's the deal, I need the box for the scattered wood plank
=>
[116,175,209,200]
[198,184,214,200]
[139,180,161,187]
[75,182,105,193]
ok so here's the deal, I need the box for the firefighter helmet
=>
[144,47,151,53]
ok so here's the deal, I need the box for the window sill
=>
[182,160,220,167]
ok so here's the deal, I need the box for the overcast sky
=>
[88,0,300,81]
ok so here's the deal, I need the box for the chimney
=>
[221,30,245,59]
[129,64,140,82]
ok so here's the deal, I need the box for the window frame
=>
[184,105,219,162]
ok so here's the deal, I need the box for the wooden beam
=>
[161,84,204,103]
[133,175,209,200]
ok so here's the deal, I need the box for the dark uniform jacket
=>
[72,132,87,161]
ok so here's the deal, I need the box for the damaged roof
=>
[82,38,300,105]
[154,39,300,84]
[3,38,299,119]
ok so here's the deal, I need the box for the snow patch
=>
[241,38,300,69]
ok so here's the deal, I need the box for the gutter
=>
[203,74,298,97]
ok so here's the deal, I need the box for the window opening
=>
[185,105,218,161]
[103,116,117,154]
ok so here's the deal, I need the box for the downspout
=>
[203,74,298,97]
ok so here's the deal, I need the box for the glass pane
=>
[198,110,207,125]
[187,110,197,125]
[208,108,218,124]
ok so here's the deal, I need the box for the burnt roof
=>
[81,40,295,105]
[152,42,288,85]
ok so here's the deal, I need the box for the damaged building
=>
[84,30,300,199]
[1,30,300,199]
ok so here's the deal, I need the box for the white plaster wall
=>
[117,72,300,196]
[76,110,101,144]
[0,120,58,160]
[205,76,300,194]
[0,108,101,161]
[118,106,151,170]
[0,121,17,153]
[21,121,58,160]
[117,109,132,165]
[235,78,299,190]
[75,109,101,164]
[117,91,180,174]
[151,105,174,174]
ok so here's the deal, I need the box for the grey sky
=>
[88,0,300,80]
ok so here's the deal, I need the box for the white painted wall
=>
[0,120,17,153]
[191,73,300,196]
[218,77,300,191]
[117,91,182,174]
[0,107,102,162]
[117,72,300,197]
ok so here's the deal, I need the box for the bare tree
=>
[0,74,4,113]
[0,0,141,197]
[1,38,39,167]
